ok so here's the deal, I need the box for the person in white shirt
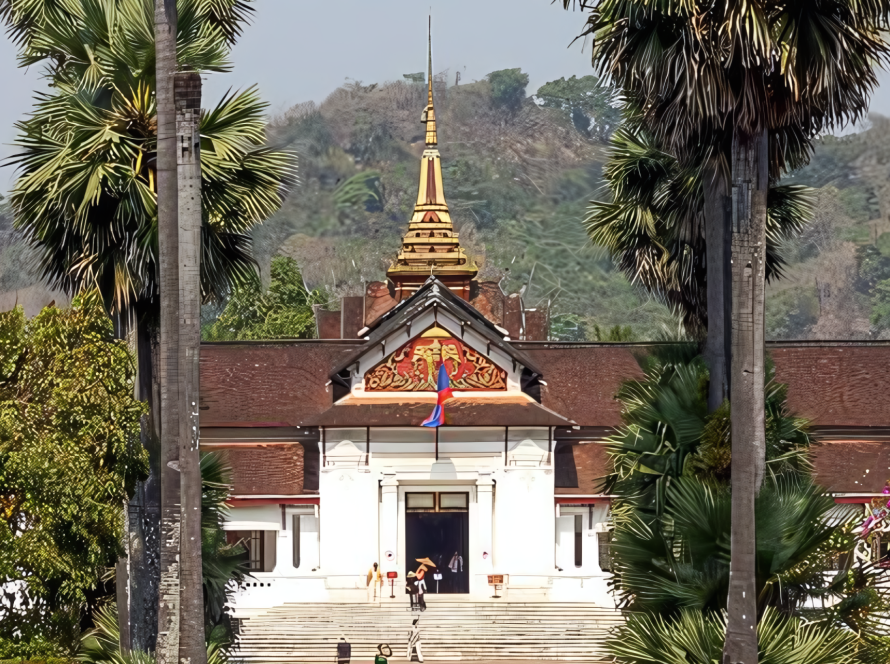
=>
[407,618,424,662]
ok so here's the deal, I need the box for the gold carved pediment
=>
[365,328,507,392]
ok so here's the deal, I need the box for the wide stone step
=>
[233,602,621,662]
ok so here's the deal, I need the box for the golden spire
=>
[423,15,437,146]
[386,18,477,302]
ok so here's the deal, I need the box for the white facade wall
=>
[226,427,616,612]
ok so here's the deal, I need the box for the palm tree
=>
[562,2,890,658]
[174,68,206,664]
[586,124,812,409]
[603,349,890,663]
[2,0,293,652]
[155,1,180,661]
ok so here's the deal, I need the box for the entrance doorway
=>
[405,492,469,594]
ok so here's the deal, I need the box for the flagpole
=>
[435,426,439,461]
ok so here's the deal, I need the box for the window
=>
[247,531,263,570]
[292,516,301,569]
[406,493,436,511]
[598,531,613,572]
[439,493,468,511]
[874,536,890,568]
[574,515,583,567]
[406,492,469,513]
[226,530,277,572]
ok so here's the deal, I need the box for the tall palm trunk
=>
[702,159,731,412]
[723,128,768,664]
[155,0,180,662]
[131,317,161,652]
[175,70,207,664]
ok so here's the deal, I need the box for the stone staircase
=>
[232,600,623,662]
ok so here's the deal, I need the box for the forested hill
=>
[254,71,677,341]
[255,69,890,341]
[2,67,887,340]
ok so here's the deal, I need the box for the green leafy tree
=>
[1,0,294,650]
[0,292,148,656]
[534,75,619,139]
[77,452,247,664]
[203,256,326,341]
[79,604,229,664]
[486,68,529,112]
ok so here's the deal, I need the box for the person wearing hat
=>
[407,618,424,662]
[406,571,418,610]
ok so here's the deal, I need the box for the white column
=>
[477,473,494,577]
[381,473,399,575]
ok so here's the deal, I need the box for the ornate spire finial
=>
[386,18,477,302]
[424,14,437,146]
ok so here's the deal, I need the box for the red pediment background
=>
[365,333,507,392]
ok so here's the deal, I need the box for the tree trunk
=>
[155,0,180,661]
[175,70,207,664]
[723,127,768,664]
[130,320,161,653]
[115,310,135,655]
[116,309,162,653]
[702,159,730,412]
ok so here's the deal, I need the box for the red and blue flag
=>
[421,364,453,427]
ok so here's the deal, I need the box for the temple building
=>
[200,31,890,660]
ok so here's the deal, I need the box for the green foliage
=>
[869,279,890,332]
[202,256,326,340]
[604,350,890,661]
[0,659,76,664]
[765,286,820,340]
[609,608,856,664]
[592,324,634,342]
[0,292,148,654]
[485,68,529,112]
[586,124,812,332]
[76,454,244,663]
[78,604,229,664]
[4,0,295,317]
[534,75,620,139]
[200,452,248,637]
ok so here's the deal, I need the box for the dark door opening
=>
[405,492,469,594]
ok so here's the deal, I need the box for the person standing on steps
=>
[367,562,383,603]
[416,572,426,611]
[448,551,463,593]
[407,618,424,663]
[406,571,418,610]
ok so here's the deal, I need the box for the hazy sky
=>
[1,0,889,189]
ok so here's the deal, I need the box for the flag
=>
[421,364,453,427]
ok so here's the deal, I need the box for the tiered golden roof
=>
[386,21,477,288]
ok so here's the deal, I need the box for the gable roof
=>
[330,276,545,378]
